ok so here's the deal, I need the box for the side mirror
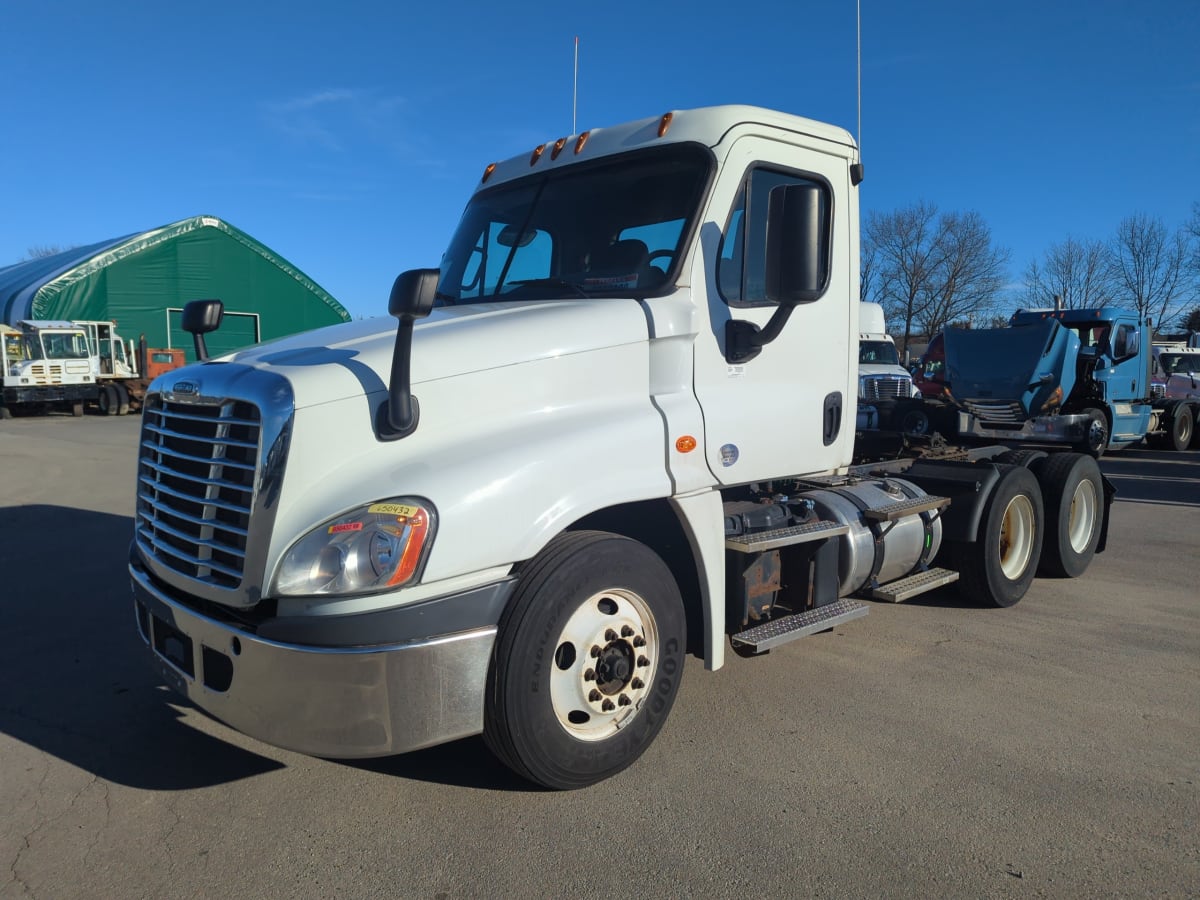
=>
[181,299,224,361]
[764,182,829,305]
[379,269,439,441]
[726,183,829,364]
[388,269,440,319]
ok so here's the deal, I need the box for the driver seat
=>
[588,239,659,289]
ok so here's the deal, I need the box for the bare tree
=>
[1108,213,1189,327]
[862,202,941,348]
[1022,236,1113,309]
[22,244,73,260]
[864,202,1010,350]
[916,211,1010,336]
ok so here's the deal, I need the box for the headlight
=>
[273,498,436,597]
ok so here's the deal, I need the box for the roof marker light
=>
[551,137,567,160]
[482,163,497,183]
[530,144,546,166]
[575,131,591,154]
[658,112,673,137]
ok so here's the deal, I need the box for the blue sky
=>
[3,1,1198,320]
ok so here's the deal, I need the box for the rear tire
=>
[948,466,1044,607]
[71,401,84,417]
[995,449,1048,468]
[484,531,686,790]
[115,383,131,416]
[1032,453,1103,578]
[0,405,11,420]
[99,384,119,415]
[1168,405,1193,451]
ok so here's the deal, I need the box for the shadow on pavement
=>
[0,504,284,788]
[343,736,542,792]
[1099,446,1200,507]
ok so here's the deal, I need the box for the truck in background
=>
[0,320,95,418]
[856,302,929,433]
[1158,344,1200,402]
[73,320,185,415]
[944,306,1199,454]
[129,105,1117,790]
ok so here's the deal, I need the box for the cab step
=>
[867,567,959,603]
[729,598,868,653]
[860,495,949,522]
[725,520,849,553]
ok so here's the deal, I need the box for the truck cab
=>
[0,320,95,417]
[128,106,1113,789]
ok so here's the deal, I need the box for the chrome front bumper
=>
[131,564,501,759]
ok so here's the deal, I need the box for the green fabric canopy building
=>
[0,215,351,361]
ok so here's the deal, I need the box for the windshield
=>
[438,144,712,303]
[859,340,900,366]
[1159,353,1199,375]
[33,330,90,361]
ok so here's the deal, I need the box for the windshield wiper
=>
[507,277,591,299]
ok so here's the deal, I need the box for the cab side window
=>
[717,168,831,307]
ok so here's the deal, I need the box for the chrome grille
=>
[1150,382,1166,399]
[136,395,262,588]
[963,399,1026,426]
[860,375,912,401]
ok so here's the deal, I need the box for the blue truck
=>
[944,306,1198,455]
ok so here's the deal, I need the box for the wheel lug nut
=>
[618,694,631,706]
[631,678,644,690]
[620,625,634,637]
[605,629,617,642]
[637,656,649,667]
[584,668,596,681]
[601,699,615,712]
[633,636,646,647]
[590,645,601,658]
[589,689,602,702]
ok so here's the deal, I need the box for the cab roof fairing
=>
[476,105,859,192]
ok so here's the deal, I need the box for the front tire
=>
[1032,452,1103,578]
[1075,408,1108,458]
[948,466,1044,607]
[484,531,686,790]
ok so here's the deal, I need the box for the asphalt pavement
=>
[1,414,1197,898]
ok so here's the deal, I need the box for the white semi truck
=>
[130,106,1113,789]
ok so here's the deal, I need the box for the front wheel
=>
[1075,408,1108,458]
[948,466,1044,607]
[484,531,686,790]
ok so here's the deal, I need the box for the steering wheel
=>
[646,249,674,269]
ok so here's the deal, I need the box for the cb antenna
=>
[573,36,579,134]
[851,0,865,185]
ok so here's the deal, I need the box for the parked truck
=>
[73,320,185,415]
[945,307,1199,454]
[856,302,927,433]
[129,105,1116,790]
[0,320,95,418]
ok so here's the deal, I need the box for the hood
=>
[173,299,652,409]
[945,320,1079,413]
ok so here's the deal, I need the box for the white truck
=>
[72,320,184,415]
[130,105,1113,789]
[856,301,926,432]
[0,320,95,418]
